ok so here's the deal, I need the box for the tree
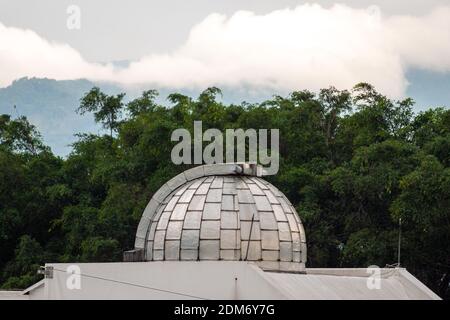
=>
[0,114,46,154]
[127,90,159,117]
[77,87,125,137]
[1,235,44,289]
[81,237,121,262]
[390,156,450,298]
[318,86,351,152]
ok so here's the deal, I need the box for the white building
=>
[0,163,440,300]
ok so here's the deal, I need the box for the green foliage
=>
[0,84,449,299]
[391,155,449,229]
[77,87,125,137]
[127,90,159,117]
[343,228,397,267]
[80,237,121,262]
[1,235,44,289]
[0,114,47,154]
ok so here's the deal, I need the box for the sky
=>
[1,0,450,106]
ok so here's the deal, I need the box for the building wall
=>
[31,261,286,300]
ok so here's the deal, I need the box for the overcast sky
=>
[1,0,450,101]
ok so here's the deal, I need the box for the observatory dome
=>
[132,163,307,272]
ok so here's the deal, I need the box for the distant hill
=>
[0,77,123,156]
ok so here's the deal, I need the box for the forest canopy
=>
[0,83,449,298]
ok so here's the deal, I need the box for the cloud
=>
[0,23,113,86]
[2,4,450,98]
[386,6,450,73]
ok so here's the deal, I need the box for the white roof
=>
[7,261,440,300]
[262,268,440,300]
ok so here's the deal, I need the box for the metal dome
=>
[131,163,307,272]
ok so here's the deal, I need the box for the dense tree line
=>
[0,83,449,298]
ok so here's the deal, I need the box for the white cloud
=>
[0,23,114,86]
[1,4,450,98]
[118,4,406,96]
[387,6,450,73]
